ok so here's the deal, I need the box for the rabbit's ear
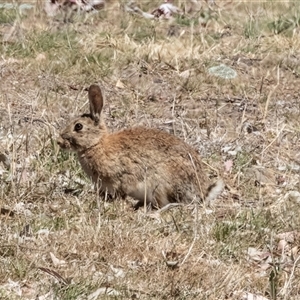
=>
[88,84,104,125]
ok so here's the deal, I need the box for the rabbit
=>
[57,84,224,208]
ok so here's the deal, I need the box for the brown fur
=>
[57,84,223,208]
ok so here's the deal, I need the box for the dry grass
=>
[1,1,300,299]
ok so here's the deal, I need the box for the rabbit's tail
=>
[205,178,224,203]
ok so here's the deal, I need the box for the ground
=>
[1,1,300,299]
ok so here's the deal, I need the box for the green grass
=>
[53,282,98,300]
[269,10,300,35]
[0,8,17,24]
[1,29,79,59]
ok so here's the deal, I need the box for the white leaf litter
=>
[132,7,155,19]
[284,190,300,204]
[125,3,154,19]
[81,0,105,11]
[14,202,33,217]
[87,287,121,299]
[45,0,105,17]
[127,260,143,269]
[247,229,300,275]
[154,2,181,19]
[37,291,55,300]
[50,252,67,267]
[57,170,87,187]
[179,69,196,79]
[242,292,269,300]
[276,230,300,243]
[36,229,51,236]
[46,0,181,20]
[44,1,60,17]
[90,265,126,283]
[1,279,22,297]
[247,247,271,262]
[224,159,233,173]
[109,265,126,278]
[222,145,242,156]
[247,247,272,273]
[277,239,288,252]
[116,79,126,89]
[0,280,38,298]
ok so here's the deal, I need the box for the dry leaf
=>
[285,191,300,204]
[1,279,22,297]
[291,246,298,258]
[36,53,47,61]
[247,247,271,261]
[116,79,125,89]
[179,69,195,78]
[37,291,55,300]
[88,287,121,299]
[276,231,300,243]
[109,265,126,278]
[224,160,233,173]
[277,239,288,252]
[152,2,181,19]
[50,252,67,267]
[242,292,269,300]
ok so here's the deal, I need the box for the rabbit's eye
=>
[74,123,83,132]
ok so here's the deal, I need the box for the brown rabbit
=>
[57,84,223,208]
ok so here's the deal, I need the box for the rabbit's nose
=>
[57,134,67,146]
[57,136,64,147]
[57,133,72,149]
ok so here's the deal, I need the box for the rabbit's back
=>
[79,126,210,207]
